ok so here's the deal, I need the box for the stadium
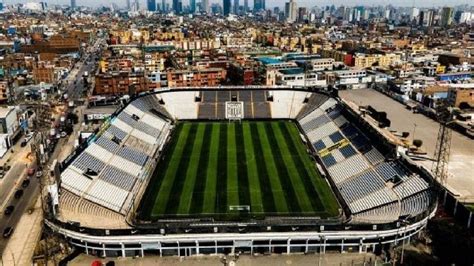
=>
[46,87,436,257]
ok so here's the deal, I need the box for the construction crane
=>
[431,100,453,186]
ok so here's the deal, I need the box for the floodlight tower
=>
[431,101,453,186]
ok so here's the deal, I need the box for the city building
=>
[254,0,264,12]
[190,0,196,13]
[298,7,307,23]
[161,0,166,11]
[223,0,231,15]
[201,0,209,13]
[0,81,9,103]
[419,10,434,27]
[447,84,474,109]
[233,0,239,14]
[308,58,335,71]
[173,0,182,13]
[32,62,56,84]
[267,68,327,87]
[166,68,226,87]
[441,7,454,27]
[0,106,19,135]
[94,71,148,95]
[285,0,297,23]
[147,0,156,11]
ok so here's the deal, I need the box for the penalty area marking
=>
[229,205,250,211]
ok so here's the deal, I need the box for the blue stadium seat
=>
[339,145,357,158]
[341,124,358,139]
[313,140,326,151]
[351,134,371,152]
[329,131,344,143]
[321,154,337,167]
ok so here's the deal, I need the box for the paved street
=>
[0,165,40,253]
[0,37,104,259]
[65,38,103,101]
[0,136,38,254]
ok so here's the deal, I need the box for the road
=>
[0,137,37,255]
[64,38,104,101]
[0,173,40,252]
[0,37,105,255]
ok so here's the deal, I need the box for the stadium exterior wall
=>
[45,209,434,258]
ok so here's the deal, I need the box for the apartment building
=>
[309,58,335,71]
[272,68,327,87]
[331,69,371,88]
[94,71,148,95]
[166,68,226,87]
[352,53,401,68]
[448,85,474,109]
[32,62,56,84]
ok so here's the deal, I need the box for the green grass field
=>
[139,120,339,221]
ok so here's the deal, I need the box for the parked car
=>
[20,140,27,147]
[14,189,23,199]
[4,205,14,215]
[3,227,13,238]
[22,179,30,188]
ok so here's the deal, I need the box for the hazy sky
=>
[8,0,473,9]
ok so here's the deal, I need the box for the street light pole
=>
[412,123,417,143]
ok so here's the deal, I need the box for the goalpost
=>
[225,101,244,123]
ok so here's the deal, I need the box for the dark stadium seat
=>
[339,145,357,159]
[328,131,344,143]
[321,154,337,167]
[351,134,371,152]
[327,105,343,120]
[313,140,326,151]
[340,124,358,139]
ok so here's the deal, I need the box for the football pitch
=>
[139,120,339,220]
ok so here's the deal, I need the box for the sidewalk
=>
[1,197,43,266]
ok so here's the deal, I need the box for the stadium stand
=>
[297,99,431,223]
[197,90,272,119]
[400,190,431,217]
[59,190,129,229]
[59,94,172,215]
[295,93,330,120]
[160,91,199,119]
